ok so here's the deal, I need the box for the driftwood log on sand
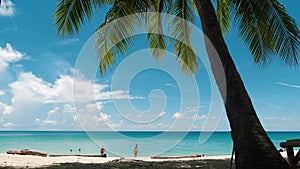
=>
[7,149,48,157]
[151,154,204,159]
[49,154,107,157]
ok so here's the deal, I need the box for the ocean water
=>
[0,131,299,157]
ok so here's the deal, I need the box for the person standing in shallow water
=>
[134,144,138,157]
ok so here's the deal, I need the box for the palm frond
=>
[146,30,166,59]
[172,38,198,74]
[232,0,299,66]
[267,0,300,65]
[232,0,271,64]
[55,0,112,39]
[217,0,231,34]
[168,0,198,74]
[146,1,169,59]
[168,0,195,23]
[96,0,144,74]
[98,38,131,74]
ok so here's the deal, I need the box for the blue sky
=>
[0,0,299,131]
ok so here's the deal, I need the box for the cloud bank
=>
[0,0,15,16]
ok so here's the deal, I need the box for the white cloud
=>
[186,106,203,113]
[264,117,300,121]
[0,0,15,16]
[172,107,203,120]
[0,90,4,96]
[0,26,18,33]
[99,112,110,121]
[164,83,177,88]
[3,70,144,129]
[2,122,16,127]
[131,122,169,130]
[41,107,60,126]
[63,104,77,113]
[76,102,116,130]
[267,104,283,110]
[10,72,52,103]
[9,72,137,104]
[60,38,79,45]
[197,114,207,120]
[172,112,184,119]
[276,82,300,89]
[0,43,23,72]
[108,120,123,128]
[42,119,58,126]
[158,111,166,118]
[40,105,78,128]
[31,101,122,130]
[0,102,14,115]
[186,114,207,120]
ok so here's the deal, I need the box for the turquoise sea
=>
[0,131,299,157]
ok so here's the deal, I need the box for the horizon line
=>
[0,130,299,132]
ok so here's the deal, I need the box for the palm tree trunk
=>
[193,0,289,168]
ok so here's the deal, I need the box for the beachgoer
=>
[134,144,138,157]
[100,146,107,157]
[100,146,105,155]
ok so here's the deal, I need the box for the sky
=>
[0,0,299,131]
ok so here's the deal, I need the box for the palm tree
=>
[194,1,298,168]
[54,0,299,168]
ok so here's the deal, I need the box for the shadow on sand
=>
[1,159,235,169]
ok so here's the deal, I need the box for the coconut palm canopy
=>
[55,0,299,74]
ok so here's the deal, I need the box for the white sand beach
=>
[0,154,232,168]
[0,152,293,168]
[0,154,119,168]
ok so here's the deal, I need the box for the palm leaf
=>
[146,0,169,59]
[217,0,231,34]
[55,0,113,39]
[267,0,300,65]
[231,0,299,66]
[96,0,146,74]
[168,0,198,74]
[232,0,271,63]
[172,38,198,74]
